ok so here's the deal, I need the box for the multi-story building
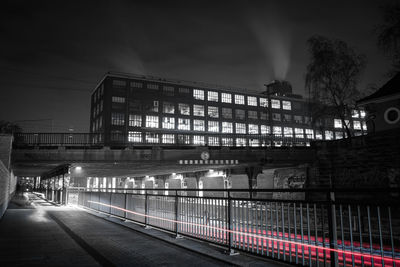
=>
[90,72,367,146]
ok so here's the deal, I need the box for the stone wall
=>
[311,128,400,188]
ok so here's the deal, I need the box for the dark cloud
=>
[0,0,394,131]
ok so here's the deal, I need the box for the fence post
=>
[327,190,338,267]
[145,190,149,228]
[175,190,181,238]
[227,190,237,255]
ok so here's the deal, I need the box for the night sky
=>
[0,0,395,132]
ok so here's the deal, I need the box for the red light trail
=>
[87,200,400,266]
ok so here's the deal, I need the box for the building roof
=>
[357,72,400,105]
[93,71,308,102]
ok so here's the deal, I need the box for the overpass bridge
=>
[11,132,316,178]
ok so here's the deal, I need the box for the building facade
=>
[90,72,367,146]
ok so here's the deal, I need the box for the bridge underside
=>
[11,147,315,177]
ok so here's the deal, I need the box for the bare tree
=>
[305,35,366,137]
[377,3,400,75]
[0,120,22,134]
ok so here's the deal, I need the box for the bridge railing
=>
[13,133,104,147]
[65,187,400,267]
[13,132,314,148]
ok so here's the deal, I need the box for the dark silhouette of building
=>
[357,72,400,133]
[90,72,367,146]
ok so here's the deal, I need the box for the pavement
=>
[0,192,289,267]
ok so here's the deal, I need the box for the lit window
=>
[163,86,174,96]
[208,136,219,146]
[162,134,175,144]
[235,94,245,105]
[248,124,259,134]
[147,84,159,90]
[334,119,342,128]
[193,89,204,100]
[335,132,343,140]
[145,133,159,143]
[235,123,246,134]
[193,105,204,116]
[193,119,205,131]
[284,127,293,137]
[260,125,270,134]
[248,110,258,119]
[305,129,314,139]
[236,138,246,147]
[208,121,219,132]
[353,121,361,130]
[112,96,125,103]
[283,114,291,122]
[259,97,268,107]
[178,103,190,115]
[360,110,366,118]
[222,122,233,133]
[294,115,303,123]
[221,93,232,103]
[271,99,280,109]
[273,126,282,136]
[128,131,142,143]
[146,115,159,128]
[208,106,219,118]
[344,120,350,128]
[295,128,304,138]
[325,130,333,140]
[130,81,143,88]
[247,96,257,106]
[222,108,232,119]
[208,91,219,102]
[221,138,233,146]
[163,102,175,114]
[362,121,367,131]
[129,114,142,127]
[111,113,125,125]
[282,101,291,110]
[352,110,360,118]
[178,118,190,131]
[235,109,245,120]
[193,135,205,145]
[315,130,323,140]
[249,139,259,147]
[162,117,175,129]
[272,113,281,121]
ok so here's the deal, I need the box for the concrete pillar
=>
[184,177,197,196]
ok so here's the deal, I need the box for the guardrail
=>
[65,187,400,267]
[13,132,314,148]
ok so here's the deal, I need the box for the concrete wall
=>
[256,169,275,198]
[230,174,249,198]
[0,135,16,219]
[311,128,400,188]
[200,176,225,197]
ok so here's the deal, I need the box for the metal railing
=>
[36,188,66,204]
[66,187,400,267]
[13,132,314,148]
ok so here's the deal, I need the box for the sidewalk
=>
[0,193,289,266]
